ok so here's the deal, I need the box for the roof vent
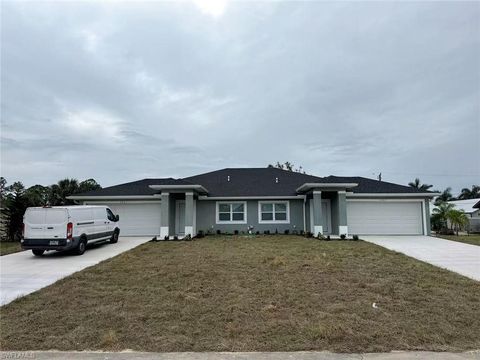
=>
[227,175,230,182]
[275,177,279,183]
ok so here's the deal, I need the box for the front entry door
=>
[310,199,332,234]
[175,200,186,235]
[322,200,331,234]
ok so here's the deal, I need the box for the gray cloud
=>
[1,1,479,194]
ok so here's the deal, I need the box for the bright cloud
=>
[192,0,227,18]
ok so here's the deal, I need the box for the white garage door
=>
[347,201,423,235]
[91,202,161,236]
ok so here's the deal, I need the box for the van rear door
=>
[24,208,68,239]
[44,209,69,239]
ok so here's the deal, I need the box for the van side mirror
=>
[115,215,120,222]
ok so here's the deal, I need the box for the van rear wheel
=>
[74,239,87,255]
[32,249,45,256]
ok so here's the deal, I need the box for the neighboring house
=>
[441,199,480,233]
[68,168,437,238]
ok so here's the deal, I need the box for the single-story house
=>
[69,168,437,238]
[435,199,480,233]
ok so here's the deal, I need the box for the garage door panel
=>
[90,202,161,236]
[347,201,423,235]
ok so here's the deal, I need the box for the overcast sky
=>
[1,1,479,194]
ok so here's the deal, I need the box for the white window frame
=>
[216,201,247,224]
[258,201,290,224]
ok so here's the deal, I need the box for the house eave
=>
[148,184,208,194]
[67,195,161,200]
[346,192,440,198]
[296,183,359,193]
[198,195,306,200]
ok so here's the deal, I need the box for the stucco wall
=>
[196,199,305,234]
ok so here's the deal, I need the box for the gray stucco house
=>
[69,168,437,238]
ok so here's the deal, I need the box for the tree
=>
[49,178,79,206]
[432,201,455,232]
[447,209,469,235]
[408,178,433,191]
[25,185,50,206]
[268,162,306,174]
[0,177,8,241]
[77,178,101,194]
[458,185,480,200]
[0,177,7,204]
[434,187,454,206]
[4,182,28,241]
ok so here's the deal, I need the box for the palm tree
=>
[49,178,79,206]
[432,202,455,232]
[408,178,433,191]
[447,210,469,235]
[434,187,454,206]
[458,185,480,200]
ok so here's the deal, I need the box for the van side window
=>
[106,208,116,221]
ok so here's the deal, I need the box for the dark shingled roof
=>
[473,200,480,209]
[73,178,193,197]
[73,168,431,197]
[184,168,325,197]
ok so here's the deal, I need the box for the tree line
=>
[0,178,101,242]
[407,178,479,203]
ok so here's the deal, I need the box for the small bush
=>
[326,235,331,241]
[353,234,359,241]
[197,230,205,238]
[184,234,192,241]
[284,229,290,235]
[306,231,313,238]
[234,230,239,235]
[216,229,221,235]
[340,234,346,240]
[255,231,260,235]
[300,230,305,236]
[317,233,325,240]
[164,235,169,241]
[173,235,179,241]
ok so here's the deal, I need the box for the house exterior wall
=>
[424,200,431,236]
[196,199,305,234]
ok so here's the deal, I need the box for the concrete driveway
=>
[0,237,151,306]
[362,236,480,281]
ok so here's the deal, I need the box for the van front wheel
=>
[32,249,44,256]
[110,230,119,244]
[74,239,87,255]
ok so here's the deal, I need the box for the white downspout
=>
[303,197,307,233]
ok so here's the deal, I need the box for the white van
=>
[22,205,120,256]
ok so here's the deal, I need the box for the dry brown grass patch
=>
[1,236,479,353]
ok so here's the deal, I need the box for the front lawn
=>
[1,235,479,352]
[0,241,23,256]
[437,234,480,246]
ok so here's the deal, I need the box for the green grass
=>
[1,235,479,353]
[437,234,480,246]
[0,241,23,256]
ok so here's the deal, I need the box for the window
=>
[216,202,247,223]
[106,208,116,221]
[259,201,289,223]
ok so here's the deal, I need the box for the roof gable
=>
[71,168,434,198]
[184,168,324,197]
